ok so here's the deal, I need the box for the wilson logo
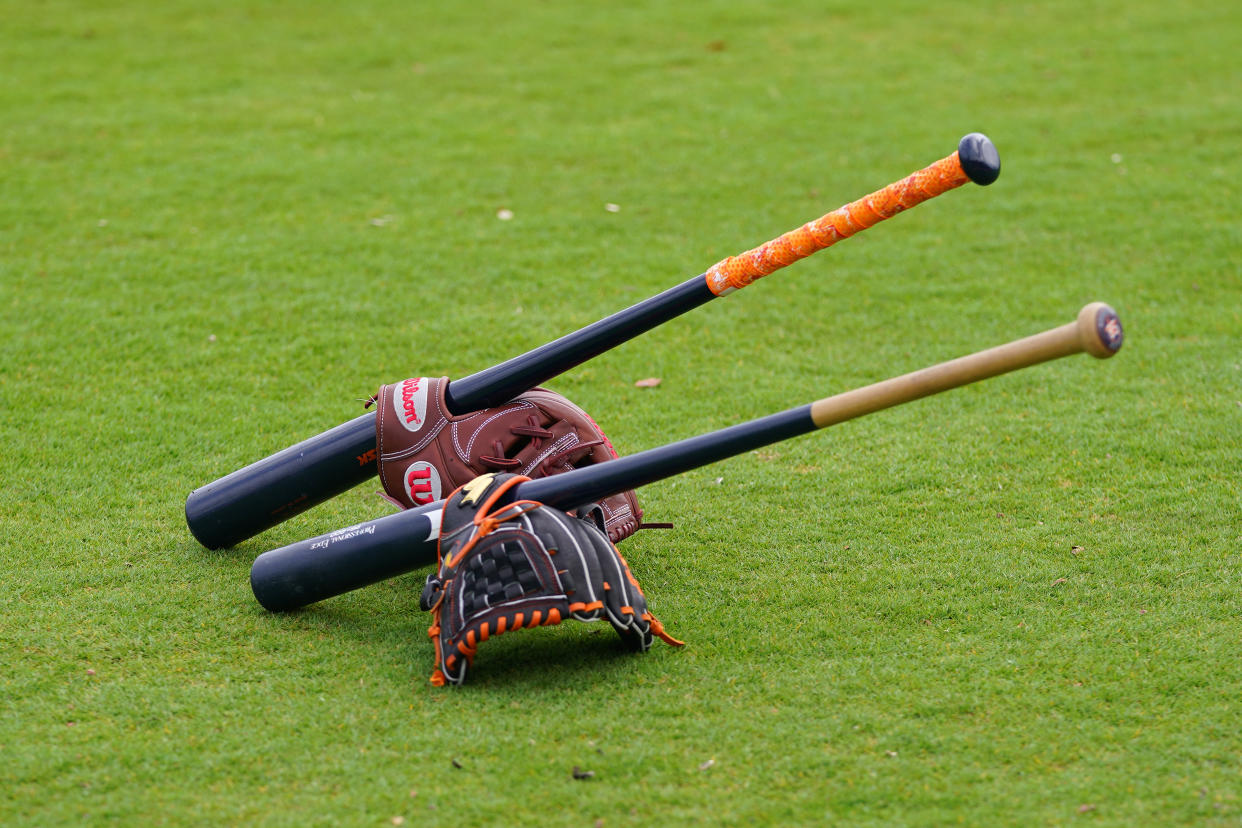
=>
[392,377,429,433]
[403,461,442,506]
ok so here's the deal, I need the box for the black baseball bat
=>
[249,302,1121,612]
[183,278,716,550]
[188,134,1001,550]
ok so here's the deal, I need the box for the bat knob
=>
[958,133,1001,185]
[1076,302,1125,358]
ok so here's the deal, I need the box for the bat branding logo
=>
[393,377,429,432]
[1098,312,1124,352]
[404,461,442,506]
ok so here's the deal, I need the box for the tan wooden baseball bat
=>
[252,302,1123,612]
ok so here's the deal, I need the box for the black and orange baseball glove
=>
[418,473,681,686]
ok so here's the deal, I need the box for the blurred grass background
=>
[2,0,1239,824]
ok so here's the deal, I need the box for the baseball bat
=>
[249,302,1123,612]
[188,134,1001,550]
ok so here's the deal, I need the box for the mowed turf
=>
[2,0,1239,824]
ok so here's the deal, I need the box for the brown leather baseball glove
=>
[372,377,643,543]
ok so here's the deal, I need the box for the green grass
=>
[3,0,1240,824]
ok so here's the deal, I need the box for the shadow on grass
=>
[460,631,662,692]
[276,596,666,693]
[179,535,271,570]
[179,532,674,692]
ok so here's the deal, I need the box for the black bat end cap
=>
[958,133,1001,185]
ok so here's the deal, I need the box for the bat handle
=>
[808,302,1123,428]
[705,133,1000,296]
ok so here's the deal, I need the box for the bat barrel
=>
[185,412,378,549]
[249,503,443,612]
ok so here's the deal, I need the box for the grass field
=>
[2,0,1240,824]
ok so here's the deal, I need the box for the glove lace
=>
[479,417,556,471]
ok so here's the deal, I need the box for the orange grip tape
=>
[705,151,970,296]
